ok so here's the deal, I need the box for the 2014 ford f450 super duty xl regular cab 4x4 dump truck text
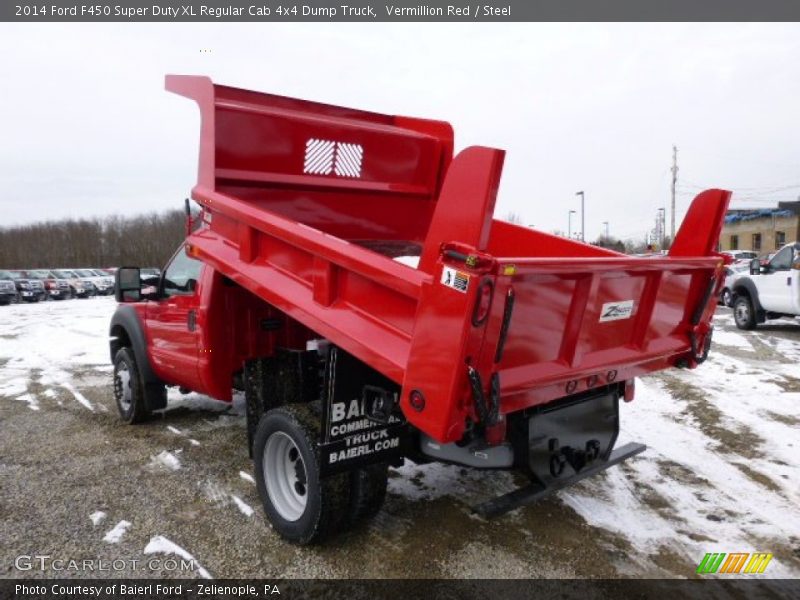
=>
[110,75,731,544]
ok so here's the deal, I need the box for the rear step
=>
[472,442,647,518]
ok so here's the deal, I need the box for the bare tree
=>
[0,210,186,269]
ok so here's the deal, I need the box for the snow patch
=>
[89,511,107,526]
[102,520,131,543]
[14,393,40,411]
[149,451,181,471]
[144,535,212,579]
[231,495,254,517]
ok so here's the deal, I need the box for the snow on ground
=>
[1,297,798,577]
[0,297,115,411]
[149,451,182,472]
[102,520,131,543]
[89,511,107,526]
[144,535,212,579]
[231,495,255,517]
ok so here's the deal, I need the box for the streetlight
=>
[568,210,576,239]
[602,221,609,239]
[575,191,585,241]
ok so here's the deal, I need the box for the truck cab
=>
[732,242,800,329]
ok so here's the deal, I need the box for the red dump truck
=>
[110,75,731,543]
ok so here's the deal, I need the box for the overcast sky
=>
[1,23,799,242]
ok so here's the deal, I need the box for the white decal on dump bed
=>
[303,138,363,178]
[599,300,635,322]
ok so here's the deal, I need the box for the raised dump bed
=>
[109,76,730,542]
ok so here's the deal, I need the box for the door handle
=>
[187,309,197,332]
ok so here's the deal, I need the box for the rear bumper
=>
[472,441,647,518]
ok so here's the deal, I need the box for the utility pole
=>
[670,145,678,240]
[658,207,666,249]
[568,210,576,239]
[576,191,585,242]
[603,221,609,239]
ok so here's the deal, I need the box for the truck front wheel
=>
[113,348,151,424]
[733,295,757,330]
[254,405,349,544]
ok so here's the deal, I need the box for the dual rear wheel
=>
[253,404,388,544]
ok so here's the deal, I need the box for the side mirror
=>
[749,258,761,275]
[115,267,142,302]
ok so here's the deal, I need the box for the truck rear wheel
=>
[733,295,757,330]
[348,463,389,525]
[113,347,151,424]
[254,404,349,544]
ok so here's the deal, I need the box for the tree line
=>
[0,210,186,270]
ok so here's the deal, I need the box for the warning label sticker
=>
[441,266,470,293]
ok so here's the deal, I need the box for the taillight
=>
[472,279,494,326]
[409,390,426,412]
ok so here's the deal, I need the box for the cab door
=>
[146,245,205,391]
[758,245,795,314]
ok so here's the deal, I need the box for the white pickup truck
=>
[732,242,800,329]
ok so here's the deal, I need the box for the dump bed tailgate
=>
[492,255,722,413]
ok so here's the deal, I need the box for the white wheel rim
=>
[115,363,132,411]
[263,431,308,521]
[735,302,749,323]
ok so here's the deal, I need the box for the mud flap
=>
[318,348,408,476]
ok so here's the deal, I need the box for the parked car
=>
[719,261,750,307]
[8,270,47,302]
[721,250,758,261]
[50,269,91,298]
[0,270,19,305]
[21,270,72,300]
[732,242,800,329]
[73,268,114,295]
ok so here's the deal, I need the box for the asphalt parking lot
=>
[1,298,799,579]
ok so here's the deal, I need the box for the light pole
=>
[568,210,576,239]
[657,208,665,249]
[602,221,609,239]
[575,191,585,241]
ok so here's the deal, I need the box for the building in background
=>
[720,201,800,254]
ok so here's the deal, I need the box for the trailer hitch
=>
[549,438,601,477]
[467,367,499,426]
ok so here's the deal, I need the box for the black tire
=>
[347,463,389,526]
[733,295,757,330]
[253,404,350,544]
[113,347,151,423]
[721,288,733,307]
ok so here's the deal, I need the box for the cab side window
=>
[769,246,793,271]
[162,247,203,298]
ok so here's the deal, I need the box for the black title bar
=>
[4,0,800,22]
